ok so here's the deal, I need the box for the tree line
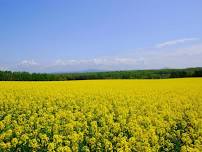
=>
[0,67,202,81]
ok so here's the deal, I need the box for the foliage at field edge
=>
[0,79,202,151]
[0,67,202,81]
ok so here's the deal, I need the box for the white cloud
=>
[50,43,202,72]
[54,57,142,66]
[46,57,146,72]
[0,65,9,71]
[2,39,202,73]
[18,59,39,67]
[141,43,202,69]
[156,38,199,48]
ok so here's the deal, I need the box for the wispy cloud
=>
[0,65,9,71]
[2,40,202,73]
[17,59,39,67]
[51,57,145,72]
[142,43,202,69]
[156,38,199,48]
[54,58,142,66]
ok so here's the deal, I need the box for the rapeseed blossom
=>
[0,79,202,151]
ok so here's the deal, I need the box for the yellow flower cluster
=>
[0,79,202,151]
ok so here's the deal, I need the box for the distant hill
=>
[0,67,202,81]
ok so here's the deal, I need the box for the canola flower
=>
[0,78,202,152]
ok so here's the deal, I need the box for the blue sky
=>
[0,0,202,72]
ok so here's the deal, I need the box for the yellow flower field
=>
[0,79,202,151]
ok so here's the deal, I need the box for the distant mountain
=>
[52,69,106,74]
[80,69,108,73]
